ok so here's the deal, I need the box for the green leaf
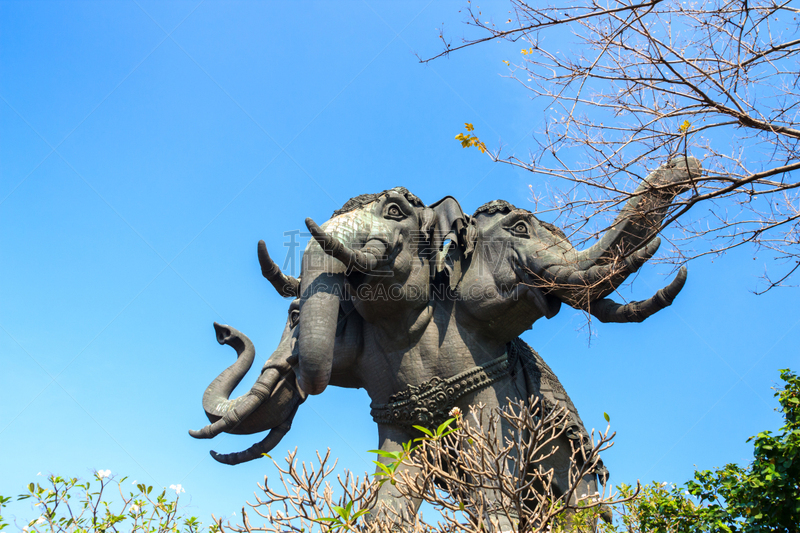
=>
[368,449,403,460]
[603,412,610,423]
[332,505,348,521]
[412,425,434,437]
[438,429,457,439]
[373,462,393,476]
[436,418,456,436]
[402,441,418,453]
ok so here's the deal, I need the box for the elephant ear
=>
[429,196,468,253]
[464,217,477,259]
[428,196,469,289]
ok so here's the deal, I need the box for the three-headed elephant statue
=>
[190,156,700,528]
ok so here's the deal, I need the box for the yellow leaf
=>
[679,120,690,132]
[465,123,474,132]
[502,60,510,66]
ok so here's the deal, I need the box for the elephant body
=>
[190,158,700,526]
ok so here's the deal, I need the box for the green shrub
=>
[2,471,216,533]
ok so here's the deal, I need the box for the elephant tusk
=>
[305,218,381,274]
[209,403,301,465]
[588,267,687,323]
[258,240,300,297]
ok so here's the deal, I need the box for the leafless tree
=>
[425,0,800,292]
[214,398,635,532]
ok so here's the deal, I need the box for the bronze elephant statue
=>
[190,157,700,527]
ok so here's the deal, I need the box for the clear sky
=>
[1,1,797,527]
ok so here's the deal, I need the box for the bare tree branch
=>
[428,0,800,290]
[219,399,636,532]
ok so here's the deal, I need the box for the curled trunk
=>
[576,156,700,268]
[189,323,304,438]
[196,323,256,422]
[540,156,700,310]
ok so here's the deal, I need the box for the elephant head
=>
[455,156,699,339]
[189,242,309,464]
[189,237,365,465]
[188,298,306,464]
[297,187,464,394]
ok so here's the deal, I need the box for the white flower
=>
[169,484,185,495]
[97,469,111,479]
[132,480,137,485]
[36,472,42,476]
[661,481,668,487]
[36,516,46,525]
[685,490,691,495]
[130,504,140,513]
[22,526,28,532]
[449,407,462,417]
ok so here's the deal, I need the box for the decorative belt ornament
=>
[370,353,512,428]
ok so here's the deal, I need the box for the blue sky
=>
[1,1,797,527]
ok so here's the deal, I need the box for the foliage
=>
[455,123,487,153]
[218,398,628,532]
[433,0,800,290]
[564,368,799,533]
[7,370,795,531]
[0,496,11,532]
[2,471,216,533]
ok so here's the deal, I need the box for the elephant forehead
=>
[304,205,378,254]
[477,220,570,261]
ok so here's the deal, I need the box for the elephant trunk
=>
[189,368,282,439]
[535,157,700,310]
[296,276,342,395]
[576,156,700,267]
[196,323,256,420]
[189,323,294,439]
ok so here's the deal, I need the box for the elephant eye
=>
[385,204,406,220]
[507,220,531,238]
[290,310,300,328]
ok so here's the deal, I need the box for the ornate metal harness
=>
[370,353,513,428]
